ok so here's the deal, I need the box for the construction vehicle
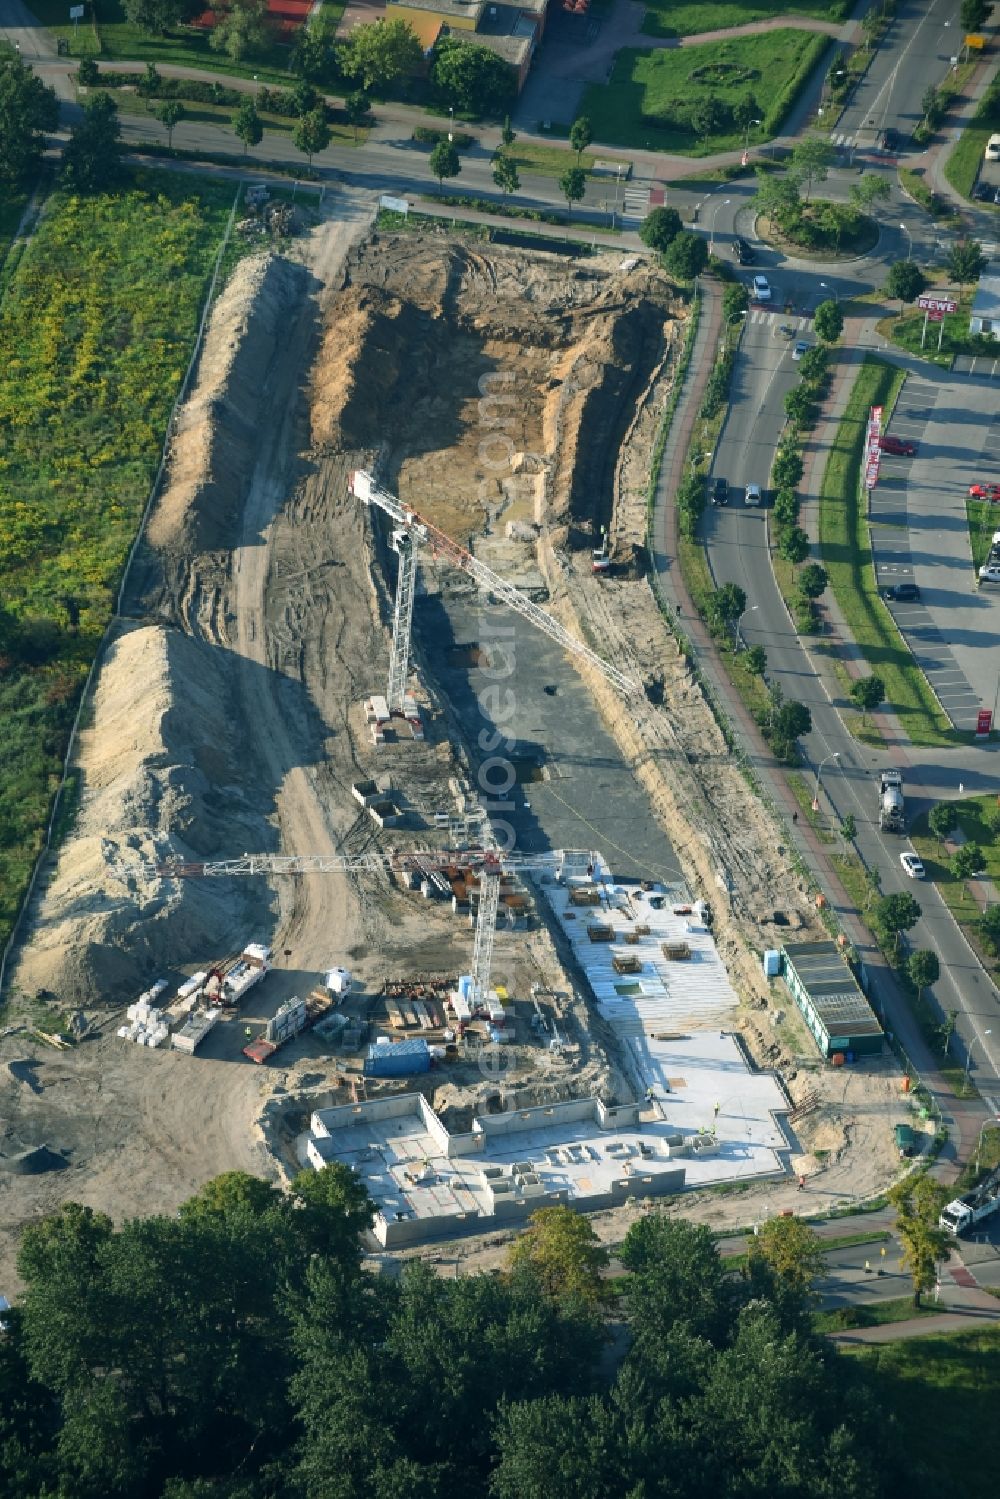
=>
[939,1164,1000,1237]
[877,770,905,833]
[242,988,334,1064]
[591,527,611,576]
[157,849,598,1012]
[204,942,272,1008]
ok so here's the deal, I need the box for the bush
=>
[795,596,819,632]
[772,487,799,529]
[413,126,475,149]
[700,346,735,420]
[772,444,804,489]
[677,470,705,539]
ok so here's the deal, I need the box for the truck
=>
[939,1164,1000,1237]
[877,770,905,833]
[204,942,271,1008]
[242,987,334,1064]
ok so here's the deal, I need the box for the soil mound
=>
[12,623,267,1004]
[1,1144,68,1175]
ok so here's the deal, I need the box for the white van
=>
[986,134,1000,162]
[978,562,1000,585]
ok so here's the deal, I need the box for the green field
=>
[911,798,1000,972]
[845,1327,1000,1499]
[817,358,955,749]
[578,31,828,154]
[640,0,847,40]
[0,172,236,957]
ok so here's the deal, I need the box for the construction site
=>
[0,195,909,1285]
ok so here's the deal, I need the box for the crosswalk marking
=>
[748,311,811,329]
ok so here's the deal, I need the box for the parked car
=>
[969,483,1000,501]
[712,476,729,506]
[879,127,899,152]
[900,852,925,879]
[973,180,994,201]
[744,483,763,506]
[882,582,920,602]
[734,237,756,265]
[751,274,772,302]
[879,434,917,456]
[978,562,1000,585]
[792,340,810,360]
[985,133,1000,161]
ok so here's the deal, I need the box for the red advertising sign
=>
[977,709,993,736]
[864,406,883,489]
[917,295,958,321]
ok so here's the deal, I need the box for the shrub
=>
[413,126,475,149]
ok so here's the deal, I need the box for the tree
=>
[290,1163,375,1262]
[849,674,885,724]
[780,525,810,564]
[798,562,828,600]
[290,79,318,117]
[345,90,370,141]
[665,228,708,280]
[885,258,926,308]
[928,801,957,843]
[875,890,921,956]
[772,487,798,528]
[754,170,802,230]
[340,17,423,93]
[690,95,726,136]
[639,204,682,253]
[773,699,812,741]
[960,0,993,30]
[620,1216,729,1345]
[784,384,816,428]
[232,98,263,156]
[492,155,520,198]
[501,113,516,148]
[747,1215,826,1294]
[948,238,986,292]
[121,0,190,34]
[849,173,890,214]
[890,1176,951,1307]
[210,0,270,62]
[840,813,856,844]
[745,643,767,677]
[711,580,746,628]
[431,39,515,117]
[62,91,122,193]
[814,299,844,342]
[733,93,760,132]
[429,138,461,187]
[722,281,749,323]
[771,444,803,488]
[507,1205,609,1304]
[569,114,592,162]
[292,16,338,82]
[156,98,184,147]
[940,1006,959,1054]
[797,345,828,387]
[791,134,835,201]
[137,60,160,108]
[981,903,1000,952]
[293,106,331,166]
[907,948,940,1002]
[77,56,100,86]
[0,55,59,192]
[558,165,586,215]
[952,841,986,881]
[177,1170,281,1223]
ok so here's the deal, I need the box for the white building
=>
[970,272,1000,339]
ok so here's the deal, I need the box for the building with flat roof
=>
[970,270,1000,339]
[386,0,549,91]
[780,941,884,1059]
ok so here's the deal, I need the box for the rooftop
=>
[971,272,1000,323]
[782,941,882,1041]
[389,0,484,15]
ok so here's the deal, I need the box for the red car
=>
[969,483,1000,501]
[879,434,916,456]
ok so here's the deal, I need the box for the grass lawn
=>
[817,357,955,749]
[27,0,295,81]
[844,1326,1000,1499]
[104,90,364,147]
[500,142,598,178]
[910,800,1000,977]
[814,1296,937,1333]
[898,167,963,227]
[877,295,996,369]
[944,73,1000,201]
[759,205,879,259]
[640,0,847,40]
[967,498,998,571]
[578,31,828,155]
[0,170,237,960]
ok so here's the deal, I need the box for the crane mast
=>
[351,470,642,703]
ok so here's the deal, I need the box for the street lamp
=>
[819,280,839,304]
[709,198,731,254]
[735,602,758,651]
[811,751,841,811]
[899,222,912,261]
[965,1029,993,1084]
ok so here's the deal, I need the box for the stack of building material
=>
[118,997,170,1048]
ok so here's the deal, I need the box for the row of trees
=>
[0,1173,938,1499]
[0,54,59,194]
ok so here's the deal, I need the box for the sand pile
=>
[146,252,310,562]
[12,623,267,1004]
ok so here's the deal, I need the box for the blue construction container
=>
[364,1037,431,1079]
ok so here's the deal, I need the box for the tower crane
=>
[155,846,600,1009]
[351,470,642,710]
